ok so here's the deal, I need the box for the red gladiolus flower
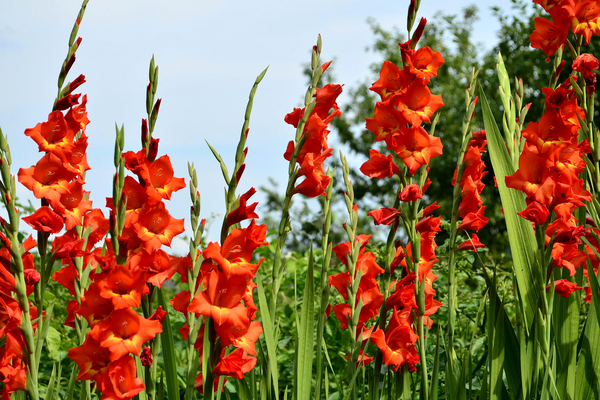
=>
[517,201,550,225]
[212,348,257,380]
[188,269,250,328]
[370,309,419,372]
[530,15,569,61]
[573,53,599,76]
[216,320,263,356]
[360,149,400,179]
[130,202,185,253]
[100,355,145,400]
[457,234,485,252]
[367,208,402,225]
[458,208,488,231]
[22,206,64,233]
[547,279,582,298]
[92,307,162,361]
[388,125,443,175]
[227,187,259,227]
[18,152,77,205]
[404,46,444,84]
[399,184,422,202]
[68,337,111,381]
[140,346,153,367]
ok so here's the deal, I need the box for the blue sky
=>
[0,0,525,251]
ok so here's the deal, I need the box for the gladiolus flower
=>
[399,184,422,202]
[93,307,162,361]
[130,202,185,253]
[100,355,145,399]
[458,234,485,252]
[573,53,599,76]
[367,208,402,225]
[404,46,444,84]
[22,206,64,233]
[212,348,257,380]
[517,201,550,225]
[547,279,582,298]
[360,149,400,179]
[227,187,259,227]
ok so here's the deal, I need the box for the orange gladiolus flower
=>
[203,220,267,279]
[227,187,259,227]
[530,15,569,61]
[22,206,64,233]
[505,146,556,205]
[24,110,75,162]
[49,181,92,230]
[93,307,162,361]
[369,61,413,100]
[188,269,250,328]
[388,126,443,175]
[365,100,408,143]
[139,154,186,204]
[212,348,257,380]
[565,0,600,44]
[68,336,111,381]
[360,149,400,179]
[395,80,444,125]
[99,355,145,400]
[18,152,77,205]
[130,202,184,253]
[404,46,444,84]
[96,264,147,310]
[370,309,419,372]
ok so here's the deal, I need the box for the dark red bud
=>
[24,269,40,286]
[141,119,149,144]
[65,53,76,75]
[68,74,86,94]
[149,305,167,323]
[412,17,427,45]
[236,164,246,184]
[140,346,153,367]
[148,137,159,162]
[556,60,566,79]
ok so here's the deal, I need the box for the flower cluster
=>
[506,73,593,299]
[351,21,445,373]
[28,103,186,398]
[283,71,343,197]
[0,237,39,398]
[452,130,489,251]
[172,204,267,390]
[361,37,443,179]
[531,0,600,60]
[329,234,384,344]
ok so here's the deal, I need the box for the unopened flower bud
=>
[411,17,427,46]
[149,305,167,323]
[141,346,153,367]
[141,119,149,145]
[24,269,41,286]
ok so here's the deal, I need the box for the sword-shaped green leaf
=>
[296,246,315,400]
[480,88,538,328]
[157,288,180,400]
